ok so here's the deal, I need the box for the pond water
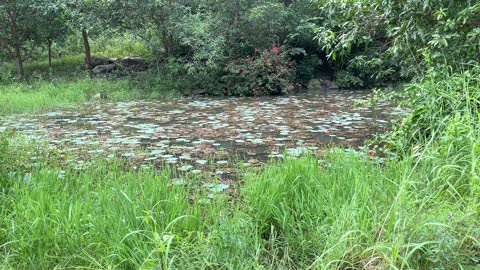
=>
[1,89,404,180]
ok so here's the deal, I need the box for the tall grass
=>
[383,65,480,154]
[1,79,121,114]
[243,152,479,269]
[1,139,478,269]
[0,164,212,269]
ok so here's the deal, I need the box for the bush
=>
[0,64,13,83]
[334,70,364,89]
[222,45,297,96]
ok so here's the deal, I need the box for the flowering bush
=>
[222,45,298,96]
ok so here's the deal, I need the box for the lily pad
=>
[178,165,193,171]
[204,183,230,193]
[196,160,208,165]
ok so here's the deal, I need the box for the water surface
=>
[1,90,404,176]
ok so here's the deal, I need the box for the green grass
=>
[0,164,213,269]
[1,32,151,82]
[0,135,478,269]
[243,152,479,269]
[0,78,180,115]
[1,55,86,82]
[91,33,152,59]
[0,54,188,115]
[0,53,203,115]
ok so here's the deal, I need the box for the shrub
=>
[0,64,13,83]
[222,45,297,96]
[334,70,364,89]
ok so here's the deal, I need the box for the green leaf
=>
[423,0,429,12]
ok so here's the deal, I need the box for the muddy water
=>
[1,90,404,175]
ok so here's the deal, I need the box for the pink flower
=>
[254,48,259,53]
[272,45,280,54]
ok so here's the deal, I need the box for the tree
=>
[0,1,34,80]
[36,3,69,67]
[65,0,99,68]
[0,0,69,79]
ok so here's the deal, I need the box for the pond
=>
[1,89,404,180]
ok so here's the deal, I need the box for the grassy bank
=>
[0,132,478,269]
[0,55,189,115]
[0,79,180,115]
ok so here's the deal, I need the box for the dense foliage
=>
[222,45,298,96]
[0,0,317,93]
[312,0,480,87]
[2,0,478,91]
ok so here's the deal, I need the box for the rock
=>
[92,64,116,74]
[90,55,113,68]
[182,89,208,97]
[119,56,146,70]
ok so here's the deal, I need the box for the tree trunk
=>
[168,34,174,56]
[47,39,52,68]
[161,32,175,57]
[233,0,239,28]
[8,11,24,80]
[162,32,170,57]
[82,29,91,68]
[13,43,23,80]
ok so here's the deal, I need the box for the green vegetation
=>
[382,65,480,154]
[1,0,479,269]
[1,0,477,95]
[0,77,182,115]
[1,134,478,268]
